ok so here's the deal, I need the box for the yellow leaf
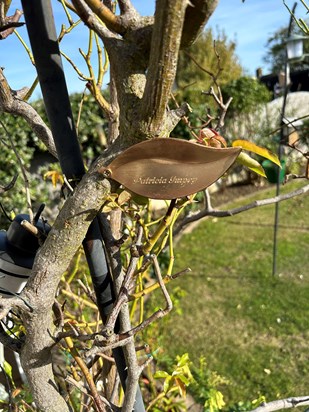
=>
[118,190,132,206]
[103,194,122,212]
[175,377,187,398]
[233,139,281,167]
[43,170,64,187]
[12,388,21,398]
[236,152,266,177]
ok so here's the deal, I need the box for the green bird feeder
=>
[262,159,286,184]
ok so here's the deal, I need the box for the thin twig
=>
[175,183,309,233]
[102,225,144,334]
[0,9,24,40]
[0,174,18,194]
[128,268,191,300]
[0,120,33,222]
[14,29,35,65]
[249,396,309,412]
[183,50,214,77]
[119,254,173,339]
[65,335,108,412]
[202,86,233,130]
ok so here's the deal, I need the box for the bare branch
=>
[128,267,191,300]
[98,213,145,410]
[166,102,192,133]
[176,183,309,232]
[118,0,136,15]
[202,86,233,129]
[0,9,24,40]
[0,0,12,17]
[102,225,143,334]
[0,68,57,158]
[0,296,32,321]
[184,50,215,77]
[17,170,111,412]
[71,0,118,40]
[115,254,171,412]
[122,254,173,337]
[83,0,125,35]
[181,0,219,48]
[64,335,108,412]
[249,397,309,412]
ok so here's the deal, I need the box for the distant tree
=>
[176,28,243,106]
[263,25,309,74]
[221,77,271,118]
[0,114,34,225]
[220,76,272,140]
[173,29,243,139]
[36,93,109,163]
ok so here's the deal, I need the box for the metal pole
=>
[272,2,297,276]
[21,1,145,409]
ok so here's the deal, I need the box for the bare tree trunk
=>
[20,311,70,412]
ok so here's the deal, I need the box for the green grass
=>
[152,181,309,407]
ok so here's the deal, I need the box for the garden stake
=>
[21,1,145,410]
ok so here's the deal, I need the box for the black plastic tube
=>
[21,1,145,410]
[21,0,84,180]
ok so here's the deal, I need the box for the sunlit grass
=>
[154,180,309,406]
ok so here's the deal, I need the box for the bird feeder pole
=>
[272,2,298,276]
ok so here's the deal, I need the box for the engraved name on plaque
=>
[99,138,241,200]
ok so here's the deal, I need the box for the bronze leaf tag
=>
[100,138,241,199]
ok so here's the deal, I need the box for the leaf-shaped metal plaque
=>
[100,138,241,199]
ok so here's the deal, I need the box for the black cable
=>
[0,203,12,222]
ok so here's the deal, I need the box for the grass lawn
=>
[151,180,309,407]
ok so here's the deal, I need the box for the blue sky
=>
[1,0,307,97]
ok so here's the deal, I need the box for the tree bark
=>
[139,0,188,137]
[19,171,111,412]
[3,1,220,410]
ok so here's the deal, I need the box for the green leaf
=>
[163,376,173,394]
[154,370,170,379]
[131,193,149,206]
[176,353,190,367]
[233,139,281,167]
[3,361,14,386]
[236,152,266,177]
[176,373,191,386]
